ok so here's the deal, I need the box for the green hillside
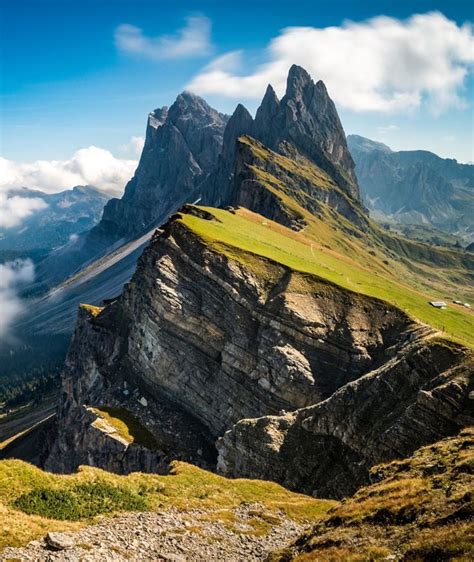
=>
[181,206,474,347]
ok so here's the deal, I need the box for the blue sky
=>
[1,0,473,181]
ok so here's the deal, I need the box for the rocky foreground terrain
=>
[2,429,472,561]
[1,505,306,561]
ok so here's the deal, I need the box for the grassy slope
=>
[181,207,474,347]
[89,406,160,450]
[270,428,474,561]
[0,459,334,549]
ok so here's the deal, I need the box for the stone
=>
[46,532,75,550]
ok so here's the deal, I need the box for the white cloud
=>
[187,12,474,113]
[0,193,48,228]
[377,125,400,134]
[115,16,212,60]
[0,259,35,342]
[119,136,145,157]
[0,146,137,195]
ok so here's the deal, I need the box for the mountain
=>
[0,186,109,261]
[202,65,360,207]
[3,65,366,405]
[2,65,473,560]
[348,134,474,243]
[95,94,229,241]
[42,69,473,491]
[29,94,228,292]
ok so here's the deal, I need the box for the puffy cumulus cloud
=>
[119,136,145,158]
[187,12,474,113]
[0,146,137,195]
[0,192,48,228]
[0,259,35,342]
[115,16,212,60]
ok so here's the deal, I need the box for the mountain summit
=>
[255,65,359,199]
[95,92,229,241]
[203,65,360,207]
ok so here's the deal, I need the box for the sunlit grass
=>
[0,459,334,549]
[181,207,474,347]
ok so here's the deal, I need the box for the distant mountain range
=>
[0,185,109,261]
[348,135,474,244]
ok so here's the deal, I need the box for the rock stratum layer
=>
[46,205,473,498]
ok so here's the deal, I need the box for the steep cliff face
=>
[217,338,473,498]
[45,305,217,474]
[94,93,228,241]
[46,206,454,478]
[257,66,359,200]
[201,65,360,208]
[42,66,473,503]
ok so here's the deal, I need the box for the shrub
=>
[13,481,148,520]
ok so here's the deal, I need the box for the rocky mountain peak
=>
[254,84,281,144]
[221,103,254,163]
[148,106,169,129]
[285,64,313,98]
[90,91,228,241]
[279,68,359,199]
[169,91,227,127]
[260,84,280,113]
[202,65,362,208]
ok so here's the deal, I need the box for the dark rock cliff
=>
[217,338,473,498]
[43,207,474,495]
[94,93,229,241]
[201,65,360,208]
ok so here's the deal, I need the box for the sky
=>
[1,0,473,196]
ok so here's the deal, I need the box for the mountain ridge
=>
[348,134,474,243]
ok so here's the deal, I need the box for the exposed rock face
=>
[41,67,472,503]
[45,307,217,474]
[95,93,228,241]
[200,104,254,207]
[46,207,429,475]
[348,134,474,243]
[29,95,227,293]
[257,66,359,200]
[217,339,473,498]
[202,65,360,208]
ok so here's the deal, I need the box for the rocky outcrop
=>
[201,65,361,208]
[257,66,359,200]
[217,338,473,498]
[94,93,228,241]
[46,207,428,475]
[45,306,217,473]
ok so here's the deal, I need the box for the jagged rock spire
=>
[222,103,254,164]
[252,65,360,200]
